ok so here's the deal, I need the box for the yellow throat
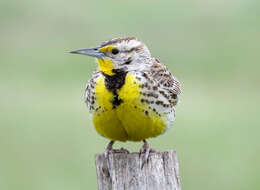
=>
[97,58,115,76]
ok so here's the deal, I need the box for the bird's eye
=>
[111,48,119,55]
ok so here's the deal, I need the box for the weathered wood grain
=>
[95,150,181,190]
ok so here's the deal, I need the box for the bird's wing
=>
[149,58,181,105]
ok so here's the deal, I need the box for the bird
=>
[70,37,181,165]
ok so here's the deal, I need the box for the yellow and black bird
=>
[70,37,181,161]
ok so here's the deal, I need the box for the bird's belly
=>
[93,110,128,141]
[92,74,167,142]
[93,106,166,142]
[116,103,166,141]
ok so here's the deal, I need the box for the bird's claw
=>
[139,140,157,169]
[114,147,130,154]
[104,147,130,158]
[104,140,115,159]
[104,141,130,175]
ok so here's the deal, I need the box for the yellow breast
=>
[93,77,128,141]
[92,74,166,142]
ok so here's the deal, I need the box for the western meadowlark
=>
[70,37,181,163]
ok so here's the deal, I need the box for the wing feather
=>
[150,58,181,105]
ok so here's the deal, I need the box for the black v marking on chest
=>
[102,69,127,108]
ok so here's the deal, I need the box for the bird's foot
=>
[104,141,129,158]
[103,141,115,176]
[104,141,130,175]
[104,140,115,159]
[139,140,157,169]
[113,147,130,154]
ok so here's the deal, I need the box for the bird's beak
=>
[69,47,105,58]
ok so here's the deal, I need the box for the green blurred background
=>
[1,0,260,189]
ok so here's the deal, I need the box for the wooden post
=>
[95,150,181,190]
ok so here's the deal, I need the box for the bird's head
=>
[70,37,151,76]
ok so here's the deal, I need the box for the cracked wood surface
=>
[95,150,181,190]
